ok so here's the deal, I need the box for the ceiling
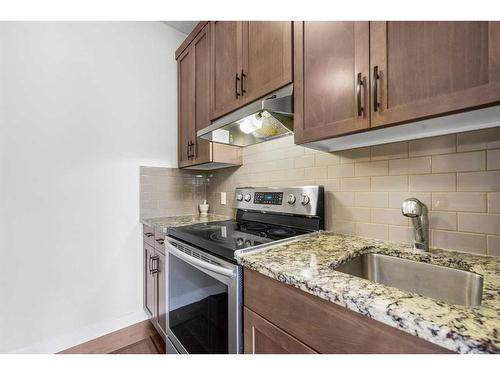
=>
[162,21,198,35]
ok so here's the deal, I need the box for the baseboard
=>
[9,310,149,354]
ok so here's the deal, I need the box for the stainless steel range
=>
[164,186,324,354]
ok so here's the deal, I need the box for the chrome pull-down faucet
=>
[401,198,429,251]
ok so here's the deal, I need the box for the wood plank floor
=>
[59,320,165,354]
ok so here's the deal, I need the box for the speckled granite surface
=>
[141,214,230,233]
[236,232,500,353]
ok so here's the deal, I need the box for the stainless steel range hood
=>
[198,84,293,147]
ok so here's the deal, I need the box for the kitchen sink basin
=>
[334,253,484,307]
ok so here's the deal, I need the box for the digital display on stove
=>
[254,192,283,205]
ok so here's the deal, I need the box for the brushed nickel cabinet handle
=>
[373,66,380,112]
[150,255,159,274]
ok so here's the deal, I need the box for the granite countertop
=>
[141,214,230,233]
[236,232,500,353]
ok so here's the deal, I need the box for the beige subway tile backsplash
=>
[432,151,485,173]
[432,192,486,212]
[354,160,388,177]
[328,164,355,178]
[389,157,431,175]
[487,149,500,170]
[371,175,408,191]
[488,192,500,213]
[409,173,456,192]
[341,177,370,191]
[457,171,500,191]
[432,230,486,254]
[458,213,500,235]
[355,192,388,208]
[207,128,500,257]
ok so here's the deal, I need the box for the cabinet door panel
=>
[211,21,243,120]
[156,251,166,338]
[143,243,155,318]
[178,47,195,167]
[371,21,500,127]
[243,21,292,103]
[193,24,212,165]
[244,308,317,354]
[294,21,370,144]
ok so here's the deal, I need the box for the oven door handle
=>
[166,241,235,278]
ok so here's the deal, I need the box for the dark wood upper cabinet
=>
[242,21,292,104]
[210,21,292,120]
[294,21,370,144]
[371,21,500,127]
[177,23,242,169]
[192,24,212,164]
[177,46,195,168]
[210,21,244,120]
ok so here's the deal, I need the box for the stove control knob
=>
[287,194,296,204]
[301,194,310,206]
[236,193,243,201]
[244,193,252,202]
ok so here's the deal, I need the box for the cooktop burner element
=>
[166,186,324,263]
[267,228,296,237]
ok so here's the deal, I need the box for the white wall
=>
[0,22,185,353]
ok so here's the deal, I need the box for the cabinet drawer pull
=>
[144,232,154,238]
[240,69,246,96]
[235,73,241,99]
[156,238,164,245]
[373,66,380,112]
[356,72,365,117]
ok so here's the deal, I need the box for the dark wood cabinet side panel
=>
[244,307,317,354]
[244,269,451,354]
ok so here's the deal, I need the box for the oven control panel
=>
[253,192,283,205]
[234,186,323,217]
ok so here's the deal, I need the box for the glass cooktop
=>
[166,220,311,263]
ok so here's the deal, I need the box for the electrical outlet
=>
[220,192,227,205]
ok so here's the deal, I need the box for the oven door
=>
[165,237,242,354]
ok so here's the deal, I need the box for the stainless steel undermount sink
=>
[334,253,484,307]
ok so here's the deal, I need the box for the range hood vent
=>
[198,84,293,147]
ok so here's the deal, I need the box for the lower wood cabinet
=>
[243,269,451,354]
[143,225,166,340]
[244,307,317,354]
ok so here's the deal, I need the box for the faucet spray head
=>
[401,198,423,218]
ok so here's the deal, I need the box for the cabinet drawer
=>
[244,307,317,354]
[143,225,155,247]
[244,269,450,354]
[154,228,165,255]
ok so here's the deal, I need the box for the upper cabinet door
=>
[294,22,370,144]
[192,24,212,165]
[370,21,500,128]
[242,21,292,103]
[177,47,195,168]
[210,21,244,120]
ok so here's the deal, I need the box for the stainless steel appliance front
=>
[165,237,242,354]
